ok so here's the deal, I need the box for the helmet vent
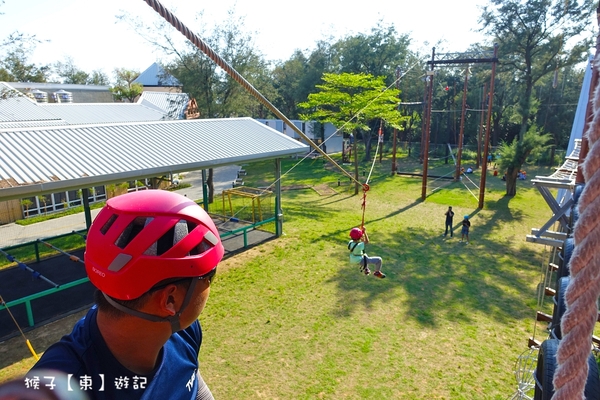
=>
[116,217,153,249]
[152,220,198,256]
[99,214,118,235]
[190,238,214,256]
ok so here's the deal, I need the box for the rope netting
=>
[552,53,600,399]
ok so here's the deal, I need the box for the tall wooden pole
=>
[455,64,469,181]
[421,48,435,200]
[478,44,498,209]
[477,82,487,169]
[392,67,401,174]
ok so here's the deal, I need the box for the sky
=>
[0,0,492,80]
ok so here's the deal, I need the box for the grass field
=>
[0,153,557,399]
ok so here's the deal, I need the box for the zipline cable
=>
[143,0,359,186]
[0,294,39,361]
[261,64,421,196]
[143,0,425,231]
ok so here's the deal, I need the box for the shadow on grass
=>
[320,194,538,331]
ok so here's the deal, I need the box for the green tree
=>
[480,0,593,139]
[300,72,404,193]
[497,126,551,195]
[272,42,334,119]
[535,65,585,163]
[109,68,142,102]
[0,48,49,82]
[479,0,592,195]
[20,198,32,218]
[88,70,110,86]
[54,57,89,84]
[37,195,48,215]
[331,23,411,81]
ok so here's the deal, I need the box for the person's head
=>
[448,206,452,210]
[349,227,363,241]
[85,190,224,332]
[464,215,469,220]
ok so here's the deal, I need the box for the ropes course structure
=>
[422,46,499,207]
[552,51,600,399]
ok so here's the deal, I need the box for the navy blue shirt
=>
[29,307,203,399]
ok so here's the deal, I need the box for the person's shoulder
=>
[176,320,202,349]
[30,308,97,375]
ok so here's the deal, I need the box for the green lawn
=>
[0,154,555,399]
[201,156,552,399]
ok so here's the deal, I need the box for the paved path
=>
[0,166,240,248]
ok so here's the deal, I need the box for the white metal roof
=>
[138,91,189,119]
[0,84,63,124]
[39,103,168,125]
[134,63,181,87]
[0,118,308,201]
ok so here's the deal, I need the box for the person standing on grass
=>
[28,190,224,400]
[348,227,386,278]
[461,215,471,244]
[444,206,454,237]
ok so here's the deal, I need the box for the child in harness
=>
[348,227,385,278]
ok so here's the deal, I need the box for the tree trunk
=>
[505,166,519,196]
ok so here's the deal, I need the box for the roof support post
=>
[201,169,209,212]
[82,188,92,230]
[275,158,283,237]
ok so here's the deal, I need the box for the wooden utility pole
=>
[392,67,401,174]
[476,82,487,169]
[421,48,435,200]
[478,44,499,209]
[455,65,469,181]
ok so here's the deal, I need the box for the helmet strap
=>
[102,278,199,334]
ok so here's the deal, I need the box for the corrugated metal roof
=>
[6,82,110,92]
[138,91,189,119]
[0,120,66,130]
[134,63,181,87]
[0,118,308,200]
[39,103,168,124]
[0,83,63,124]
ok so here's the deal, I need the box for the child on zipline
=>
[348,227,385,278]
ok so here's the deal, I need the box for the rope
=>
[142,0,359,186]
[142,0,420,232]
[0,295,39,360]
[552,54,600,399]
[358,121,384,229]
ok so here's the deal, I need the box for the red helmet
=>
[85,190,224,300]
[349,227,363,240]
